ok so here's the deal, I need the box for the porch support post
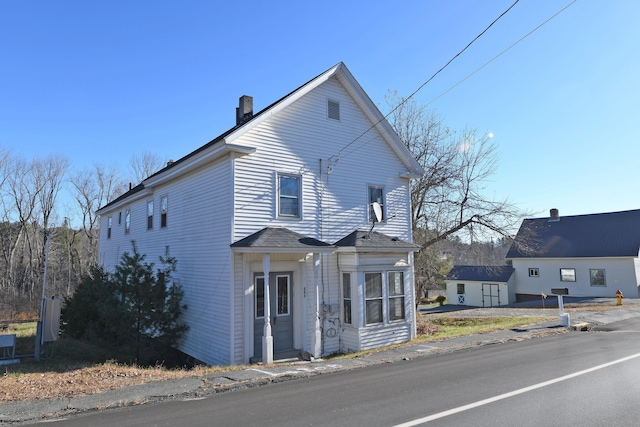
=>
[262,254,273,364]
[311,253,322,358]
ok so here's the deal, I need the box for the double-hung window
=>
[124,209,131,235]
[364,271,406,325]
[388,271,405,321]
[343,273,352,325]
[365,273,383,325]
[147,200,154,230]
[160,195,168,228]
[368,185,384,222]
[107,216,112,239]
[278,173,301,218]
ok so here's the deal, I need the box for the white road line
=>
[392,352,640,427]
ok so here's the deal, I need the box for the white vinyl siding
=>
[511,258,639,299]
[232,77,412,243]
[97,156,234,366]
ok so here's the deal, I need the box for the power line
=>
[423,0,577,108]
[334,0,577,163]
[328,0,521,166]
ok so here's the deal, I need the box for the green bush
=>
[61,242,188,365]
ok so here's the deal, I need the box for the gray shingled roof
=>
[446,265,514,282]
[506,209,640,259]
[230,227,333,252]
[333,230,420,251]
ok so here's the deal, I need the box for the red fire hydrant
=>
[616,290,624,306]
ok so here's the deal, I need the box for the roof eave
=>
[144,143,255,189]
[335,246,420,253]
[97,187,152,215]
[230,246,336,254]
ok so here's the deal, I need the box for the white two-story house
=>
[96,63,423,366]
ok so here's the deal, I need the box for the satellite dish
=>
[373,202,382,223]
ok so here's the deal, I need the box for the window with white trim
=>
[529,268,539,277]
[147,200,154,230]
[364,271,407,325]
[107,216,112,239]
[365,273,383,325]
[457,283,465,294]
[343,273,352,325]
[388,271,405,321]
[368,185,385,222]
[124,208,131,235]
[160,195,168,228]
[278,173,301,218]
[560,268,576,282]
[590,269,606,286]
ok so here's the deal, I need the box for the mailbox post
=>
[551,288,570,326]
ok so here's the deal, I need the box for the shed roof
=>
[446,265,515,282]
[506,209,640,259]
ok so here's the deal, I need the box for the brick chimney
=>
[236,95,253,125]
[549,208,559,221]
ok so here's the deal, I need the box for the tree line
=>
[0,148,166,318]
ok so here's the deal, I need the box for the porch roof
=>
[230,226,334,254]
[333,230,421,253]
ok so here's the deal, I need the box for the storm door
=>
[482,283,500,307]
[254,272,294,357]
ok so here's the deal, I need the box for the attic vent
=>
[328,100,340,120]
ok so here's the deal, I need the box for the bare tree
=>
[385,92,528,299]
[3,156,45,300]
[129,151,166,183]
[386,91,525,246]
[70,163,127,274]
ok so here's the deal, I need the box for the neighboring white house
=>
[96,62,423,366]
[506,208,640,300]
[445,265,515,307]
[446,208,640,307]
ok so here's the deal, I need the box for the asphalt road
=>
[36,317,640,427]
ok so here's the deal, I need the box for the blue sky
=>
[1,0,639,220]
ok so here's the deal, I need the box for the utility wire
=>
[334,0,576,162]
[423,0,577,108]
[328,0,521,166]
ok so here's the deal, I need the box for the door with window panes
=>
[254,272,294,357]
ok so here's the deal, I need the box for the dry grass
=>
[1,323,242,403]
[2,362,212,402]
[416,316,553,341]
